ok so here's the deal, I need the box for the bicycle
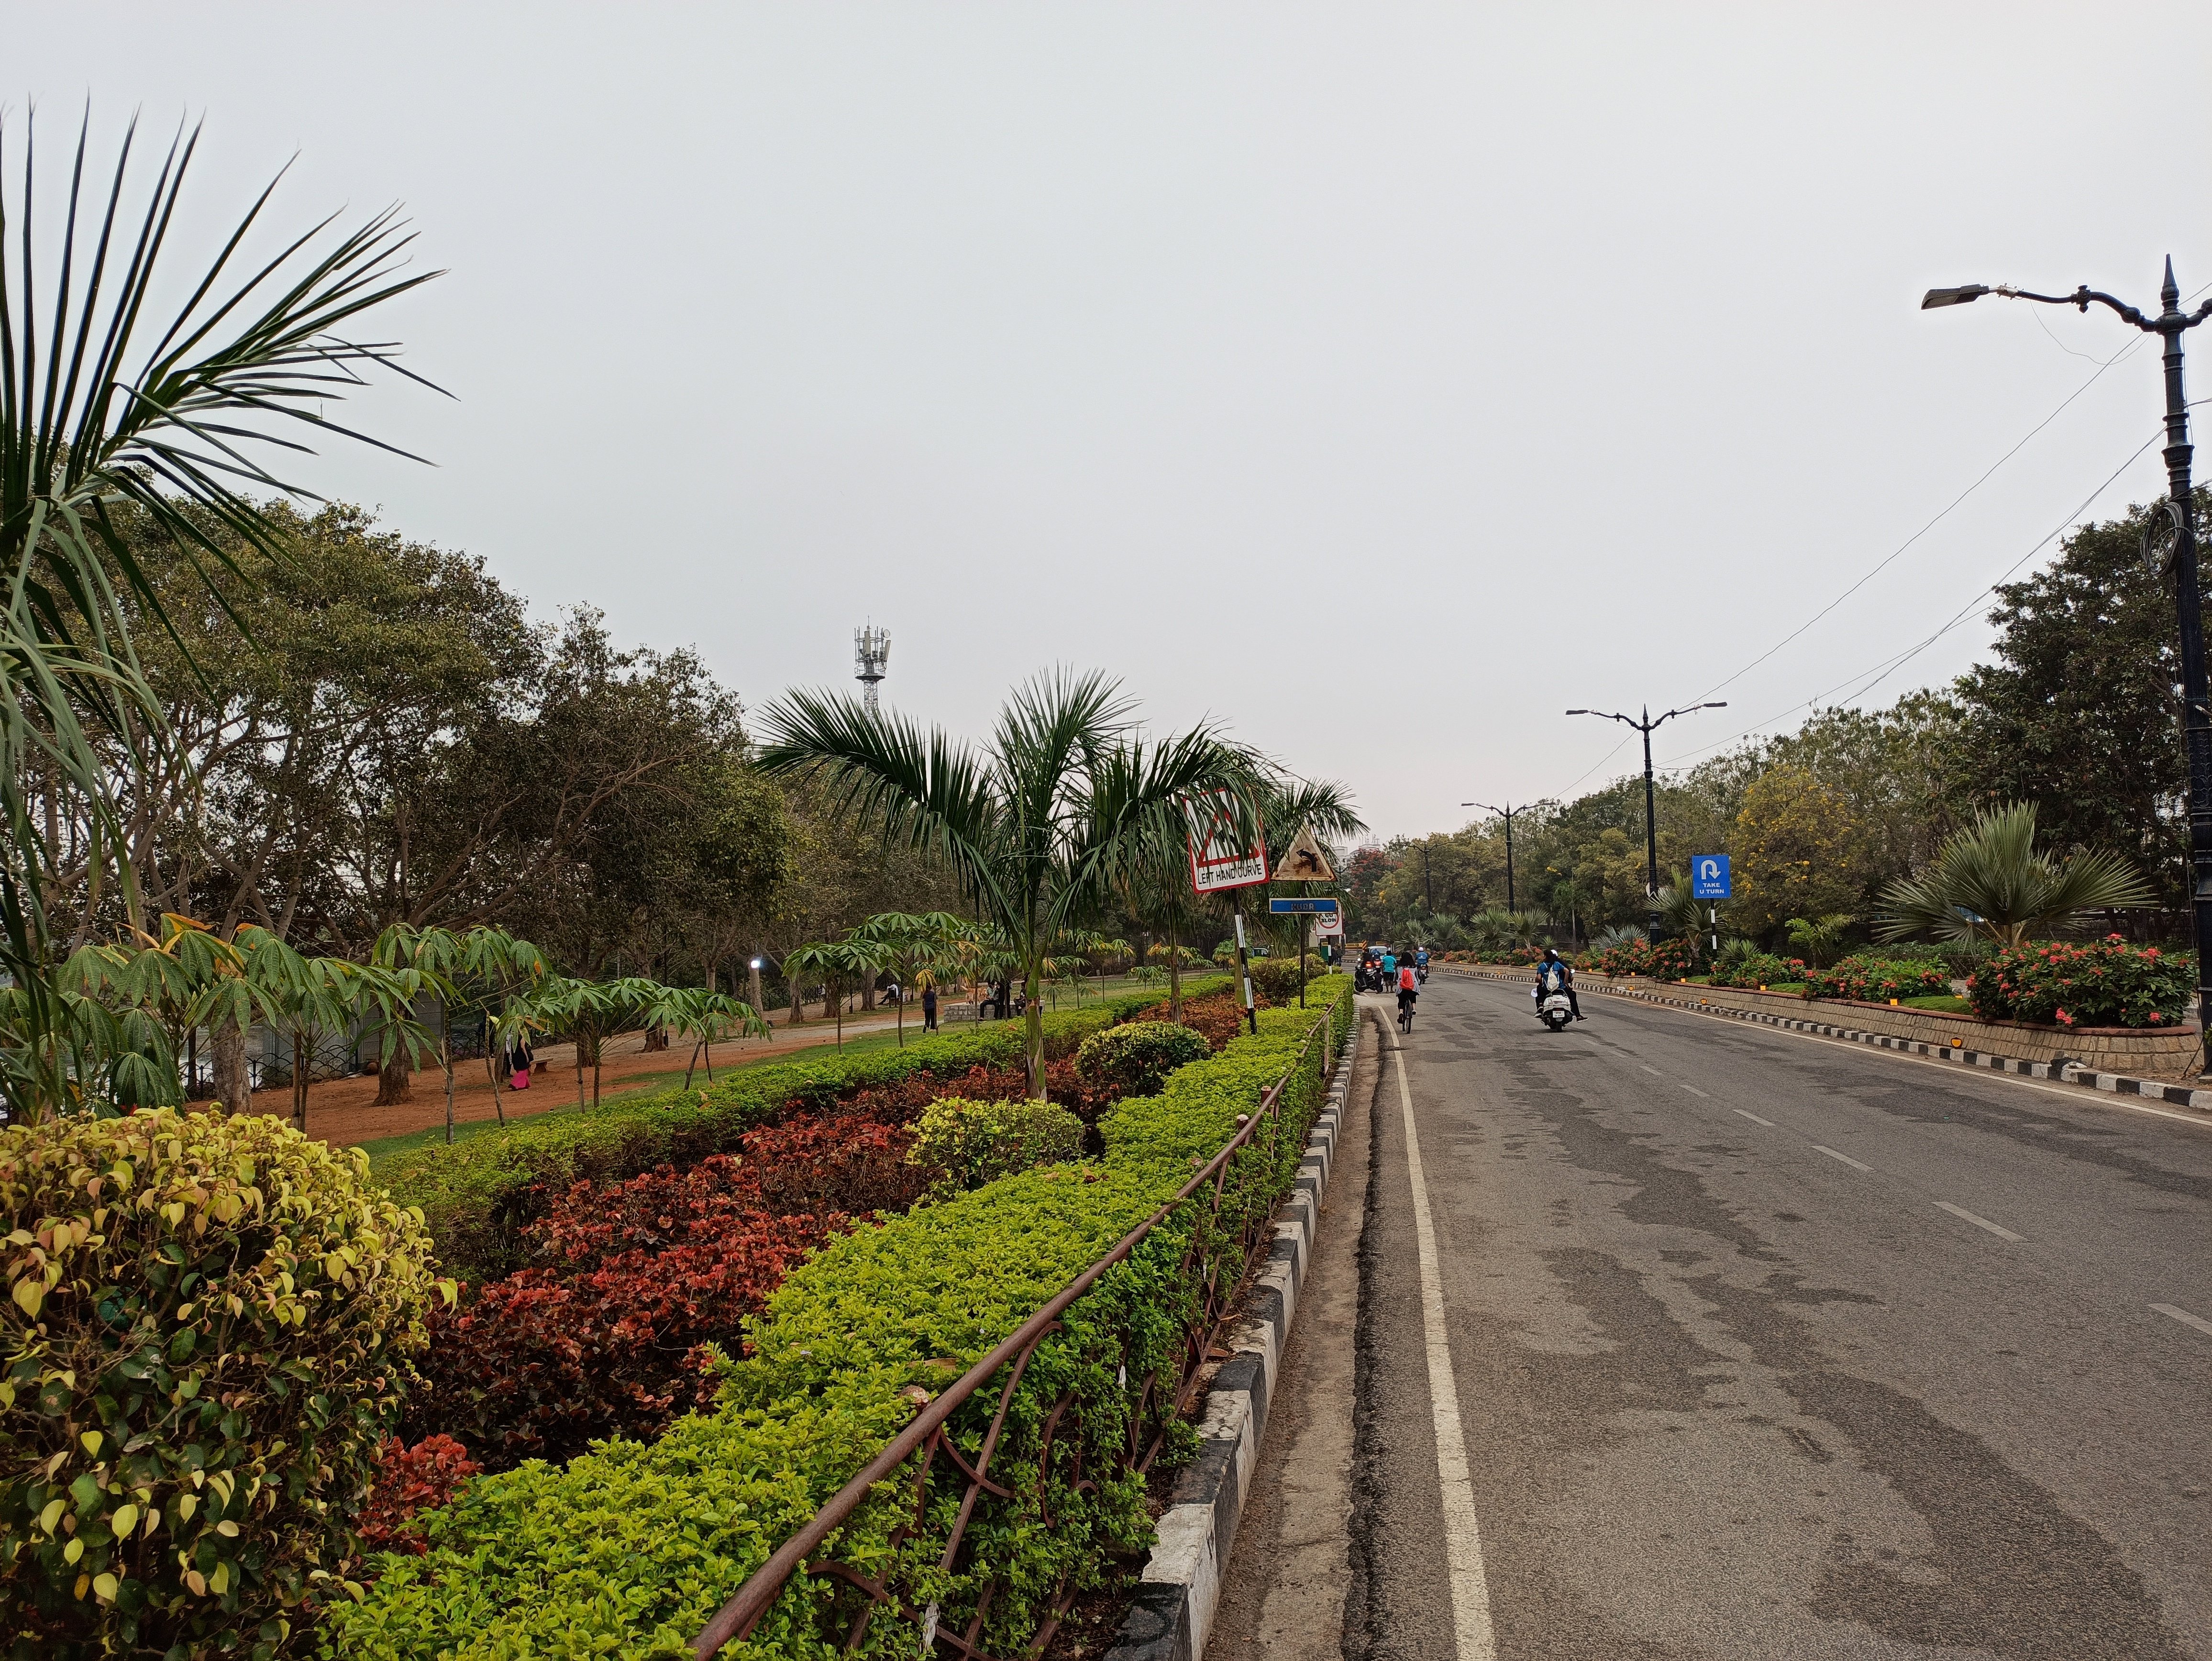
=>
[1397,993,1416,1033]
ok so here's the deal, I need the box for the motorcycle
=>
[1534,987,1574,1031]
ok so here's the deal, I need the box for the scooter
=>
[1534,987,1574,1031]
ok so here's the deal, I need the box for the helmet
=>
[1544,947,1560,960]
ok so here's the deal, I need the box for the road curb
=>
[1441,964,2212,1119]
[1104,1016,1363,1661]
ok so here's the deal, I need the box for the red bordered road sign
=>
[1183,789,1269,895]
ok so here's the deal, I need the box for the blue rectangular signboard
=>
[1691,855,1732,900]
[1268,897,1340,914]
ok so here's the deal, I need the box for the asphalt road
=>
[1214,974,2212,1660]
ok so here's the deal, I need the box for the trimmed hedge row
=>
[324,976,1352,1661]
[383,983,1230,1282]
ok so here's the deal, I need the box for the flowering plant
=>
[1803,955,1952,1004]
[1707,952,1804,990]
[1591,936,1700,980]
[1965,935,2195,1028]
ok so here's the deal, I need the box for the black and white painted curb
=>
[1442,963,2212,1118]
[1104,1017,1362,1661]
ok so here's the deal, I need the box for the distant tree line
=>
[1353,492,2207,953]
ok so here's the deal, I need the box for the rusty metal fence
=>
[688,999,1346,1660]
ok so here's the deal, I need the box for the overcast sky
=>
[18,4,2212,841]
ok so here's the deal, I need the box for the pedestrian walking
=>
[922,984,938,1032]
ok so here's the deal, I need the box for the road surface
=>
[1211,974,2212,1659]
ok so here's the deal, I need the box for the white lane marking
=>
[1733,1108,1775,1127]
[2152,1302,2212,1339]
[1391,1042,1497,1659]
[1812,1144,1872,1172]
[1681,1085,1711,1099]
[1628,996,2212,1132]
[1935,1201,2023,1241]
[1639,1064,1662,1075]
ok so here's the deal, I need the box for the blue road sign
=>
[1691,855,1732,899]
[1268,897,1340,914]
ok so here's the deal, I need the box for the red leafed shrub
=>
[1131,990,1268,1053]
[814,1063,1031,1128]
[357,1435,480,1555]
[404,1119,934,1469]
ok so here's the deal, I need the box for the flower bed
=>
[1801,955,1952,1004]
[1966,936,2195,1028]
[1591,936,1700,980]
[1707,952,1804,990]
[323,977,1354,1661]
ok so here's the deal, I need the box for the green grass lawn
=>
[1902,993,1973,1013]
[355,1067,694,1165]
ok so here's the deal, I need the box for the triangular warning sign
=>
[1271,823,1337,884]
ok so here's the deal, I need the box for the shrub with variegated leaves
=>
[0,1107,449,1661]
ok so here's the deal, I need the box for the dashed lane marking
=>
[1935,1201,2023,1242]
[1639,1064,1662,1075]
[1733,1108,1775,1127]
[1681,1085,1711,1099]
[1390,1042,1498,1660]
[1812,1144,1872,1173]
[2152,1303,2212,1339]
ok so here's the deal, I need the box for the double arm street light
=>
[1925,260,2212,1066]
[1463,801,1527,912]
[1566,704,1727,943]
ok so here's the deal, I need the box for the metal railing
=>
[688,1004,1341,1661]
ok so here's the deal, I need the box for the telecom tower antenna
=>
[854,622,890,713]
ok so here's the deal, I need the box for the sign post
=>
[1185,790,1270,1033]
[1691,855,1732,959]
[1269,896,1343,1008]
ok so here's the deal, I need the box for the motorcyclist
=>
[1534,946,1582,1020]
[1415,946,1430,983]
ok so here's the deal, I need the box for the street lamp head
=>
[1921,284,1990,310]
[1565,708,1588,716]
[750,957,763,970]
[1702,701,1728,709]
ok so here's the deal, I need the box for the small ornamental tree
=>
[0,1108,449,1658]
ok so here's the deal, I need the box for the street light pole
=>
[1925,261,2212,1068]
[1463,800,1525,912]
[1566,703,1727,943]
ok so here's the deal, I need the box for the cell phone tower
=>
[854,622,890,714]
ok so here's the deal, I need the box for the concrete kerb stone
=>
[1104,1018,1363,1661]
[1440,963,2212,1120]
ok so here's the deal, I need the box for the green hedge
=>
[382,983,1230,1282]
[324,976,1350,1661]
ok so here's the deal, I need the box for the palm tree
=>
[635,983,768,1087]
[851,910,968,1045]
[0,111,438,1124]
[780,937,882,1048]
[758,670,1247,1095]
[1874,802,2153,949]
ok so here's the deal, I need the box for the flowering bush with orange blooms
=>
[1965,935,2196,1028]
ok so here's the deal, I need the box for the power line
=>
[1654,419,2176,773]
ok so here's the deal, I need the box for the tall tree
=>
[0,110,437,1121]
[758,670,1246,1095]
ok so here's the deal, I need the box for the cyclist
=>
[1534,946,1582,1020]
[1396,953,1419,1028]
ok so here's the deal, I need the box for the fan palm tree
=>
[758,670,1248,1095]
[1874,802,2153,949]
[0,111,439,1123]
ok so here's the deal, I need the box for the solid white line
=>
[1812,1144,1872,1172]
[2152,1302,2212,1339]
[1935,1200,2023,1241]
[1681,1085,1711,1099]
[1733,1108,1775,1127]
[1639,1064,1662,1075]
[1391,1042,1497,1660]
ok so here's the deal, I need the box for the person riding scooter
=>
[1534,947,1582,1020]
